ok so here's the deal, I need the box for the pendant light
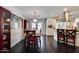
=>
[33,11,38,22]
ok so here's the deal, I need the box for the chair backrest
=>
[57,29,65,35]
[66,30,76,37]
[26,30,36,37]
[57,29,65,44]
[26,30,37,43]
[66,30,76,47]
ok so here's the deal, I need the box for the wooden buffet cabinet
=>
[0,7,11,52]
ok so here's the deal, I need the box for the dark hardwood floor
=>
[11,35,79,53]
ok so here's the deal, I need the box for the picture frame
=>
[48,25,52,28]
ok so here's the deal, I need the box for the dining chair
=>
[57,29,65,45]
[25,30,38,51]
[66,30,76,48]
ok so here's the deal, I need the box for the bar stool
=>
[66,30,76,48]
[57,29,65,45]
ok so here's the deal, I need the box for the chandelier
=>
[33,11,38,22]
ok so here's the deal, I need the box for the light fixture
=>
[33,11,38,22]
[33,18,37,22]
[6,18,10,22]
[64,8,69,21]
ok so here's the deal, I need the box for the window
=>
[15,22,18,28]
[38,22,42,30]
[32,22,36,29]
[56,22,67,29]
[31,22,42,30]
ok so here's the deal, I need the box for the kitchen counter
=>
[76,32,79,46]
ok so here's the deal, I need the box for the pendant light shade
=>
[33,18,37,22]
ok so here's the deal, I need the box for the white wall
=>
[2,6,24,47]
[11,29,23,47]
[46,18,56,36]
[11,20,24,47]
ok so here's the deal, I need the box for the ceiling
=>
[5,6,79,20]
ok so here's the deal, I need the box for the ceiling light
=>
[64,8,69,21]
[33,19,37,22]
[6,18,10,22]
[32,11,38,22]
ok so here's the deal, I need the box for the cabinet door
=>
[0,7,4,50]
[3,9,11,51]
[0,7,11,52]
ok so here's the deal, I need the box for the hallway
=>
[11,35,79,53]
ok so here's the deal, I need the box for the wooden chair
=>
[25,30,38,51]
[57,29,65,45]
[66,30,76,48]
